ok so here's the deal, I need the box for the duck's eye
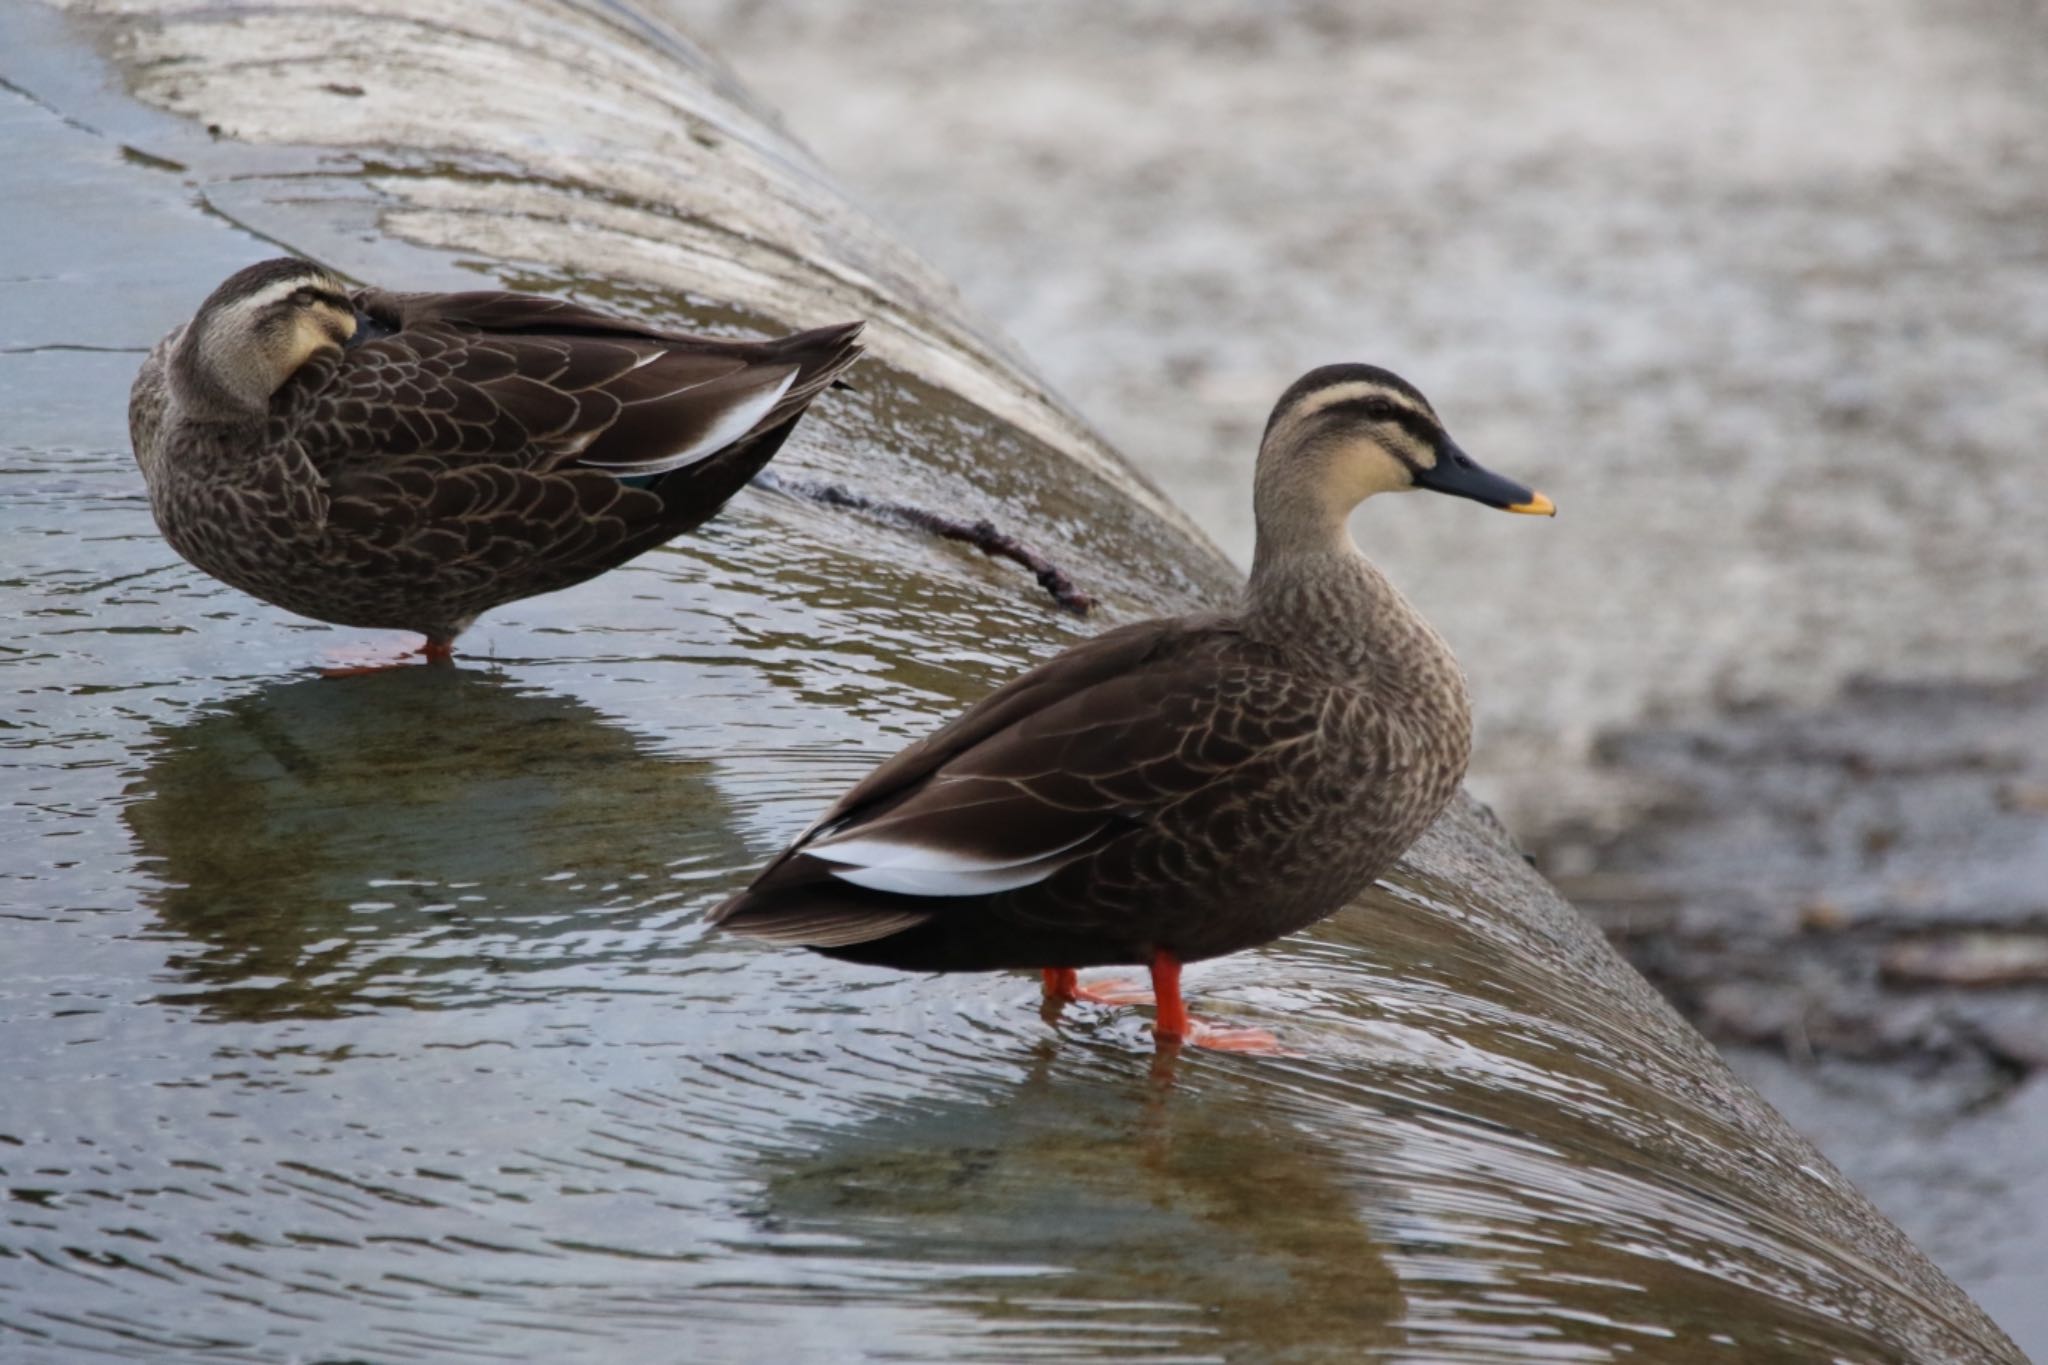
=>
[291,287,318,307]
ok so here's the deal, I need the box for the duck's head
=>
[1256,364,1554,531]
[170,258,358,418]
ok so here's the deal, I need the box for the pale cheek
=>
[1340,442,1415,501]
[283,315,343,373]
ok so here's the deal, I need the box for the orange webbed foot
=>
[317,637,456,677]
[1167,1019,1291,1054]
[1081,980,1155,1006]
[1042,968,1154,1008]
[319,650,419,678]
[1045,957,1289,1054]
[1146,949,1290,1055]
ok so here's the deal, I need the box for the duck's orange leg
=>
[1148,949,1285,1053]
[1149,950,1191,1037]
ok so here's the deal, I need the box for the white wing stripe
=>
[826,858,1071,897]
[583,367,796,475]
[808,827,1100,874]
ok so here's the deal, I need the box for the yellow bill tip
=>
[1507,491,1556,517]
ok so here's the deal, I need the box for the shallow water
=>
[0,396,2007,1359]
[0,8,2023,1362]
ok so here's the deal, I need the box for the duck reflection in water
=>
[730,1039,1405,1355]
[123,667,747,1020]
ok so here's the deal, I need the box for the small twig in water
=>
[755,471,1096,616]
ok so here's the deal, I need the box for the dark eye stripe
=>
[281,286,352,311]
[1311,397,1442,450]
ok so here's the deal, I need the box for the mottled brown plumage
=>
[130,258,864,653]
[712,364,1553,1044]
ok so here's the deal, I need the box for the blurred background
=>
[696,0,2048,1347]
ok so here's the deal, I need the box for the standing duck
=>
[130,257,863,662]
[712,364,1553,1049]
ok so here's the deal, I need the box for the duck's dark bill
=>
[345,308,398,348]
[1415,440,1556,516]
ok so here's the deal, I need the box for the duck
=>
[711,363,1553,1050]
[129,257,864,662]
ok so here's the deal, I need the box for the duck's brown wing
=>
[267,291,860,588]
[287,288,861,481]
[710,615,1326,950]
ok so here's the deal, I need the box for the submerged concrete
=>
[0,0,2025,1359]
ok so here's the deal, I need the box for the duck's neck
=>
[1245,538,1412,677]
[1243,487,1463,705]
